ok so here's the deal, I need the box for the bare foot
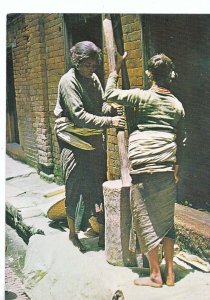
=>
[165,272,175,286]
[134,276,163,288]
[69,234,86,253]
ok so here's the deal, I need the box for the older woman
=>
[54,41,125,252]
[105,53,186,287]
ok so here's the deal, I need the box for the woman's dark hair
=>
[70,41,102,67]
[147,53,176,87]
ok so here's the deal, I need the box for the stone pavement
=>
[5,223,29,300]
[6,155,65,244]
[5,155,210,300]
[5,259,29,300]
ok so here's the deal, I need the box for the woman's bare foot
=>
[134,275,163,288]
[165,272,175,286]
[69,234,86,253]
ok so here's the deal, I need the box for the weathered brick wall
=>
[25,14,53,171]
[7,14,65,180]
[43,14,65,181]
[7,13,143,182]
[104,14,144,180]
[7,14,38,168]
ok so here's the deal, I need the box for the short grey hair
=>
[70,41,102,67]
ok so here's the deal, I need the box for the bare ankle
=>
[165,267,174,276]
[69,233,77,240]
[151,273,163,285]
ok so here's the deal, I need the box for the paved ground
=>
[5,259,29,300]
[5,155,210,300]
[5,224,29,300]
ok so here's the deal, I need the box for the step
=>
[175,203,210,262]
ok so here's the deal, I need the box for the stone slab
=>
[23,234,210,300]
[18,207,45,220]
[23,216,64,236]
[6,154,36,180]
[7,173,59,194]
[175,204,210,261]
[23,234,135,300]
[5,184,26,198]
[103,180,136,267]
[6,195,37,210]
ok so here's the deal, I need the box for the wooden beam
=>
[44,187,65,198]
[103,15,131,187]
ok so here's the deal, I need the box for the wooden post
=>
[103,14,137,267]
[103,15,131,188]
[103,15,148,268]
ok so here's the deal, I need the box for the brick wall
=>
[7,13,143,182]
[7,14,65,180]
[7,14,38,168]
[42,14,65,181]
[104,14,144,180]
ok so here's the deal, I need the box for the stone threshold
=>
[175,203,210,262]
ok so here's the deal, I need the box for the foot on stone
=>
[98,236,105,249]
[69,235,87,253]
[165,272,175,286]
[134,276,163,288]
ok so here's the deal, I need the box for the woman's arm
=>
[60,75,125,129]
[174,164,180,184]
[91,73,115,116]
[104,51,147,106]
[104,71,146,107]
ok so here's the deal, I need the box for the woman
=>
[105,52,186,287]
[54,41,125,252]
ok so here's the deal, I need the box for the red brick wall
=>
[43,14,65,180]
[7,14,38,168]
[7,14,65,178]
[104,14,144,180]
[7,13,143,182]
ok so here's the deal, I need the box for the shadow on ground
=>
[129,259,193,284]
[48,218,103,252]
[5,291,17,300]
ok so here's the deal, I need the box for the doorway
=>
[63,14,104,85]
[6,47,19,144]
[142,15,210,210]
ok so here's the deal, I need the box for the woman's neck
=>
[150,82,171,94]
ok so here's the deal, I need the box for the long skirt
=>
[58,135,106,226]
[130,172,176,254]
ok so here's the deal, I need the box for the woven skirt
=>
[58,136,106,223]
[130,172,176,254]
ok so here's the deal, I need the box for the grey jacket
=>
[54,68,114,149]
[105,71,186,174]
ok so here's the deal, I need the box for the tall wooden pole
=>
[103,15,131,188]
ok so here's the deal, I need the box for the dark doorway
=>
[6,47,19,144]
[64,14,104,85]
[143,15,210,210]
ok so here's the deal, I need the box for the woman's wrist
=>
[174,164,180,184]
